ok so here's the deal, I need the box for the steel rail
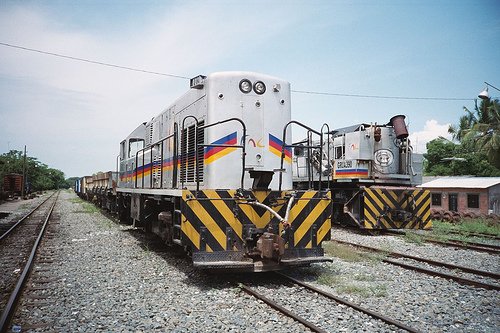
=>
[382,258,500,291]
[441,238,500,251]
[331,240,500,291]
[445,229,500,241]
[0,192,56,242]
[240,284,327,333]
[332,239,500,279]
[383,230,500,254]
[423,238,500,254]
[276,273,420,333]
[0,191,59,333]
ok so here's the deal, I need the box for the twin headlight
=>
[239,79,266,95]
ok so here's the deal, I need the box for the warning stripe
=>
[362,188,432,229]
[183,196,226,251]
[180,216,201,250]
[290,192,319,247]
[181,189,332,253]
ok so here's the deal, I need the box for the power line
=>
[291,90,473,101]
[0,41,478,101]
[0,42,190,79]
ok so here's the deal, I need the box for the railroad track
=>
[0,191,59,333]
[331,239,500,291]
[0,193,55,240]
[445,229,500,241]
[240,272,420,333]
[382,229,500,254]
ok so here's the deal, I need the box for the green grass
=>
[402,231,425,245]
[311,243,388,298]
[316,274,343,286]
[314,267,388,298]
[69,197,82,204]
[322,241,389,265]
[73,201,100,214]
[353,273,376,282]
[336,284,388,298]
[432,219,500,237]
[322,242,365,262]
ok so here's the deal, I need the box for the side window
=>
[334,145,344,159]
[431,193,441,206]
[467,194,479,209]
[129,138,144,158]
[120,141,126,160]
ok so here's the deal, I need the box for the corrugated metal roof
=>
[418,177,500,189]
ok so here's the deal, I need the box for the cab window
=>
[129,138,144,158]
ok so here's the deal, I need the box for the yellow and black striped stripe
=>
[362,188,431,229]
[180,189,332,254]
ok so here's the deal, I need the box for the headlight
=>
[239,79,252,93]
[253,81,266,94]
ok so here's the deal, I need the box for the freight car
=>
[75,172,118,212]
[293,115,431,230]
[76,175,94,201]
[114,71,332,272]
[2,173,24,199]
[92,172,118,212]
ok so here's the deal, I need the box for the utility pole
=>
[22,145,26,199]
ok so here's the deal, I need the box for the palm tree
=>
[449,99,500,168]
[448,106,477,141]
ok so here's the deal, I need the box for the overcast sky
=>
[0,0,499,178]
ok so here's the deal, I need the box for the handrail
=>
[132,129,178,190]
[279,120,323,192]
[321,123,331,189]
[197,117,247,191]
[126,116,247,193]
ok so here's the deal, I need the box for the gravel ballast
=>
[7,191,500,332]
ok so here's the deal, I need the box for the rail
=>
[0,191,59,333]
[0,192,56,242]
[332,239,500,291]
[277,273,421,333]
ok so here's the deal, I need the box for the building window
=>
[431,193,442,206]
[467,194,479,209]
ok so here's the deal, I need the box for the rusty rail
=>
[276,273,420,333]
[240,284,327,333]
[332,239,500,291]
[0,192,56,241]
[0,191,59,333]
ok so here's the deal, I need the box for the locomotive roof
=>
[330,121,394,137]
[329,123,371,136]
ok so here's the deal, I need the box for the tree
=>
[0,150,67,191]
[65,177,80,189]
[424,137,500,176]
[448,98,500,169]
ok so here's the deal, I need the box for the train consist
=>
[76,71,432,271]
[75,171,118,212]
[77,72,332,272]
[293,115,431,230]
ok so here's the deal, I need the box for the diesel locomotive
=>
[110,71,332,272]
[293,115,431,230]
